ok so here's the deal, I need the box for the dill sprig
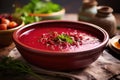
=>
[0,56,44,80]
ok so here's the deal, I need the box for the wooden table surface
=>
[0,14,120,80]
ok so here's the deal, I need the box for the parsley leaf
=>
[57,34,73,44]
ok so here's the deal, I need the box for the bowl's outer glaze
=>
[13,20,109,71]
[0,17,24,47]
[16,46,104,71]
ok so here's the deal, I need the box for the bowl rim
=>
[13,20,109,55]
[29,8,65,17]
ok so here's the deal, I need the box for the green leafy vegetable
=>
[20,12,41,24]
[57,34,73,44]
[13,0,62,24]
[0,56,44,80]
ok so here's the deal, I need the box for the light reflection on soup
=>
[19,27,102,52]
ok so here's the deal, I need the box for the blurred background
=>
[0,0,120,13]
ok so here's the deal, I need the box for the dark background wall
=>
[0,0,120,14]
[97,0,120,13]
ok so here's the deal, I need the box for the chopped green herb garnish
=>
[57,34,73,44]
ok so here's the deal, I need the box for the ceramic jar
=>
[90,6,117,38]
[78,0,98,22]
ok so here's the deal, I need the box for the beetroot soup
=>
[19,26,102,52]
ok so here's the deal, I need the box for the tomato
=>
[0,24,7,30]
[1,18,10,25]
[8,21,18,29]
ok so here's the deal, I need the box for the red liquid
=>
[19,27,101,52]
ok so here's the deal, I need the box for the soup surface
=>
[19,26,102,52]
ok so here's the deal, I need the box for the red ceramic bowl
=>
[13,20,109,71]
